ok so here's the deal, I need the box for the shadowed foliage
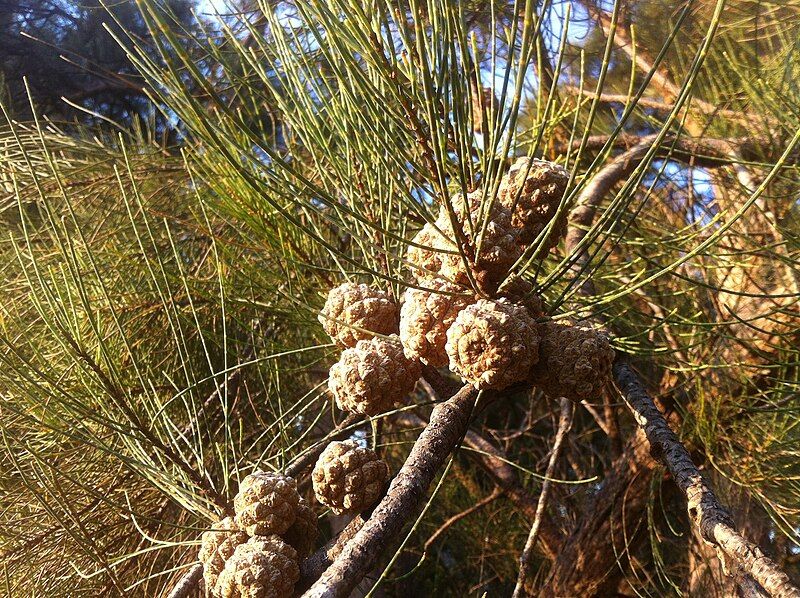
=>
[1,0,799,596]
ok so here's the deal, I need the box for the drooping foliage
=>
[0,0,799,596]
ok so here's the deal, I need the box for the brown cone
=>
[282,498,318,559]
[436,191,523,294]
[198,517,248,596]
[319,282,399,348]
[406,222,454,282]
[499,157,569,250]
[529,321,615,401]
[399,280,476,367]
[233,471,300,537]
[496,277,545,316]
[312,440,389,515]
[445,299,540,390]
[328,334,421,416]
[215,535,299,598]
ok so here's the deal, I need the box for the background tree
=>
[0,0,197,128]
[0,0,799,597]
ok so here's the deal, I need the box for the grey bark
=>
[297,514,368,592]
[165,564,202,598]
[302,384,478,598]
[614,358,800,598]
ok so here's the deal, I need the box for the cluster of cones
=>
[195,157,616,597]
[320,158,615,411]
[197,473,309,598]
[197,442,389,597]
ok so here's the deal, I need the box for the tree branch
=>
[560,84,762,126]
[613,357,800,598]
[297,514,368,593]
[165,564,202,598]
[565,136,656,296]
[302,384,478,597]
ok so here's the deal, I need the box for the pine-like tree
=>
[1,1,799,596]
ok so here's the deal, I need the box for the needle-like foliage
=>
[1,0,799,595]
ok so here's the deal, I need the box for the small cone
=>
[436,191,523,294]
[445,299,540,390]
[399,280,476,367]
[312,440,389,515]
[498,157,569,250]
[328,334,421,416]
[406,222,453,281]
[198,517,248,596]
[529,321,614,401]
[233,471,300,537]
[319,282,398,348]
[497,277,545,317]
[282,498,318,559]
[215,535,299,598]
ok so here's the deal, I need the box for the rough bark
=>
[302,384,478,598]
[614,358,800,598]
[688,488,776,598]
[297,514,368,592]
[165,564,202,598]
[689,523,745,597]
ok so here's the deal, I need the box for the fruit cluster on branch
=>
[196,158,615,597]
[197,472,318,597]
[403,158,612,393]
[319,157,614,401]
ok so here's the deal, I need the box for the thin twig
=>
[512,397,574,598]
[423,488,502,551]
[297,514,369,593]
[284,413,363,479]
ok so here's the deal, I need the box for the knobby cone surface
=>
[446,299,541,390]
[328,335,421,416]
[233,472,301,536]
[319,283,399,348]
[312,440,389,515]
[216,535,299,598]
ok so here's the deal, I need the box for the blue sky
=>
[199,0,229,16]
